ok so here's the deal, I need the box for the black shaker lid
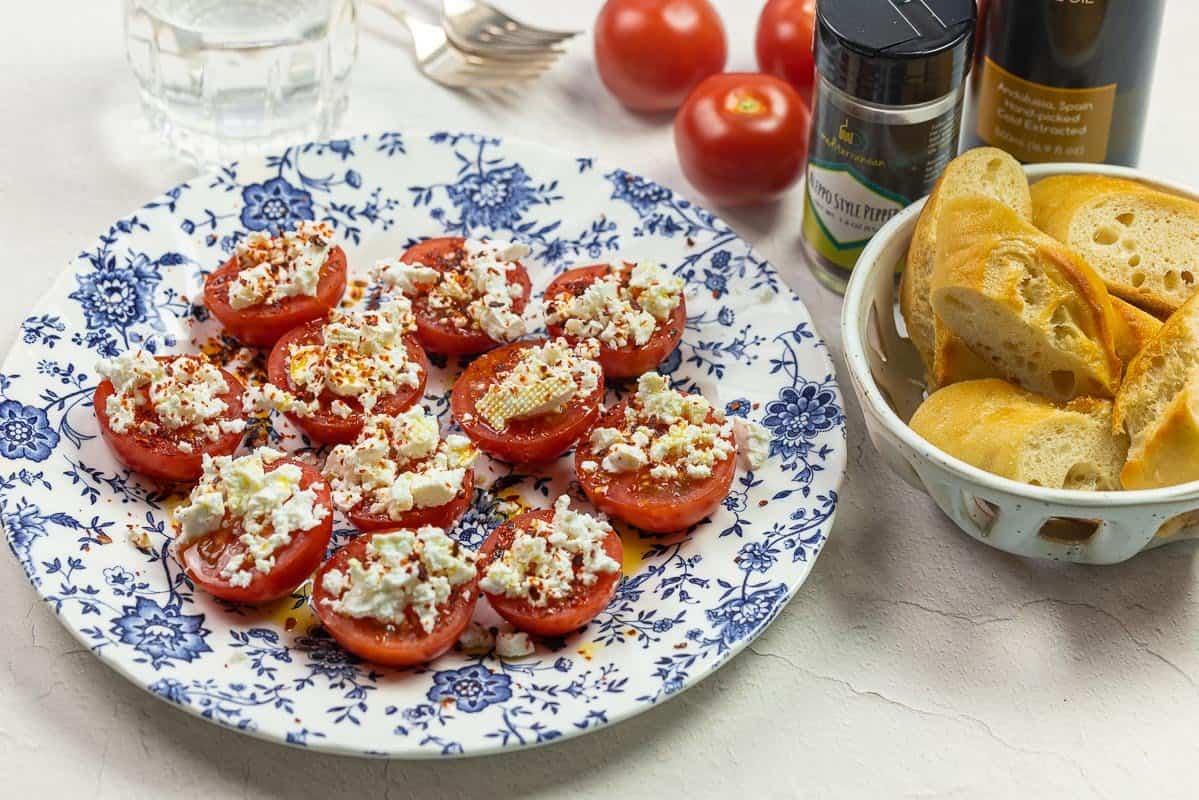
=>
[815,0,976,106]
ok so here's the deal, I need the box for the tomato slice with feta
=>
[573,374,736,533]
[323,408,479,533]
[544,262,686,380]
[94,353,247,483]
[311,528,479,667]
[476,498,623,638]
[389,236,533,356]
[450,339,604,464]
[346,468,475,532]
[204,223,348,348]
[175,454,333,604]
[265,306,430,445]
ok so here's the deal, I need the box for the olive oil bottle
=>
[962,0,1165,166]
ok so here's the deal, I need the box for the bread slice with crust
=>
[1031,175,1199,316]
[910,379,1127,490]
[900,147,1031,385]
[1114,292,1199,489]
[1110,296,1163,366]
[930,196,1123,401]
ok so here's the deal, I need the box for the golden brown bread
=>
[1031,175,1199,316]
[930,196,1124,401]
[1114,292,1199,489]
[900,147,1031,385]
[910,379,1127,490]
[1110,296,1164,367]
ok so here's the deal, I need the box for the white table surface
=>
[3,1,1198,797]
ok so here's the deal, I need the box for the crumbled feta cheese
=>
[320,527,476,633]
[406,238,530,343]
[734,419,771,470]
[495,630,534,658]
[264,297,421,417]
[546,261,684,348]
[371,258,439,295]
[457,621,495,655]
[97,351,237,444]
[587,372,735,484]
[601,442,647,474]
[479,495,620,606]
[174,450,329,587]
[323,409,477,520]
[475,339,602,430]
[228,221,333,310]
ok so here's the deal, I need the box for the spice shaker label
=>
[803,161,906,262]
[974,57,1117,163]
[801,103,959,271]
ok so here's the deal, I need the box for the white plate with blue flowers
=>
[0,131,845,758]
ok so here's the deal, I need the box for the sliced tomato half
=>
[177,457,333,604]
[346,468,476,532]
[311,531,479,667]
[94,355,246,483]
[544,263,686,380]
[266,319,429,445]
[399,237,533,356]
[204,245,348,349]
[574,399,736,532]
[450,339,603,464]
[477,508,623,637]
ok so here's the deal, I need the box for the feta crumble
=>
[228,221,333,310]
[495,630,535,658]
[479,495,620,606]
[97,351,240,444]
[545,261,684,349]
[266,297,422,417]
[734,418,771,471]
[586,372,735,482]
[457,621,495,655]
[475,338,602,431]
[323,408,478,519]
[385,238,530,343]
[174,449,329,588]
[320,527,477,633]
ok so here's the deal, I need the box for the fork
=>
[441,0,580,53]
[371,1,558,89]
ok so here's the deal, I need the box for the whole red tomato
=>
[674,73,810,207]
[755,0,817,108]
[595,0,727,113]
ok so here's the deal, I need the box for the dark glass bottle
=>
[962,0,1165,166]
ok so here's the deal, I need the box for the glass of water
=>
[123,0,358,166]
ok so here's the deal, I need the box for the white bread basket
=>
[842,163,1199,564]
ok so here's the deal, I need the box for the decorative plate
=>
[0,131,845,757]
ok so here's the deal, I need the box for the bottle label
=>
[975,57,1117,163]
[803,160,907,268]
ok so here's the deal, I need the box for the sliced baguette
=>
[930,196,1123,401]
[1032,175,1199,316]
[900,147,1031,383]
[1114,292,1199,489]
[1110,296,1163,366]
[910,379,1127,490]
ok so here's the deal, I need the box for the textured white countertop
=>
[3,2,1198,797]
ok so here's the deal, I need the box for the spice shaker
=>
[801,0,976,293]
[962,0,1165,166]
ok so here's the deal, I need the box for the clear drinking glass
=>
[123,0,358,166]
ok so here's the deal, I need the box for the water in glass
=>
[124,0,358,166]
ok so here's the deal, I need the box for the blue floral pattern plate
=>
[0,132,845,757]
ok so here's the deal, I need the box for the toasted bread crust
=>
[930,197,1123,400]
[900,148,1030,385]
